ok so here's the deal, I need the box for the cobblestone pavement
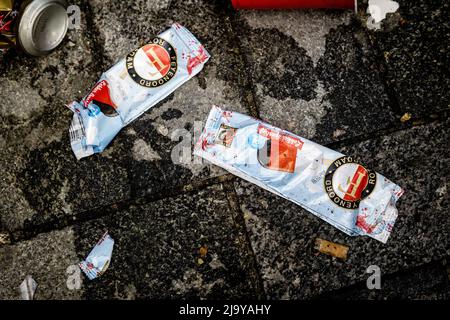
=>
[0,0,448,299]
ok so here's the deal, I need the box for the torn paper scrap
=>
[19,275,37,300]
[79,232,114,280]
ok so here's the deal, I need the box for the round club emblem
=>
[324,156,376,209]
[126,37,177,88]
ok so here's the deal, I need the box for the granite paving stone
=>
[363,0,450,117]
[0,228,82,300]
[319,260,449,300]
[0,184,259,299]
[236,9,398,145]
[73,184,259,299]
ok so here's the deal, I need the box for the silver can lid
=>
[18,0,68,56]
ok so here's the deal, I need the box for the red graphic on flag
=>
[356,213,376,234]
[187,45,209,75]
[83,80,118,116]
[257,125,303,173]
[257,125,304,150]
[142,44,171,77]
[84,80,115,108]
[342,165,369,202]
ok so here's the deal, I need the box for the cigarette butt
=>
[400,113,412,122]
[314,238,349,260]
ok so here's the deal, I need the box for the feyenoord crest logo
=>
[215,124,237,147]
[324,156,376,209]
[126,37,177,88]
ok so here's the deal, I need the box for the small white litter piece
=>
[367,0,400,30]
[79,232,114,280]
[19,275,37,300]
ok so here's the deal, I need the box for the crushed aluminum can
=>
[79,232,114,280]
[194,106,405,243]
[68,23,210,160]
[19,275,37,300]
[17,0,68,56]
[0,0,68,56]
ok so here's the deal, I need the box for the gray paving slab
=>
[236,9,397,144]
[0,185,259,299]
[364,0,450,117]
[0,0,250,232]
[0,228,82,300]
[319,260,449,300]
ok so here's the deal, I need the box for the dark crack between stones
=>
[223,180,267,299]
[7,174,237,244]
[226,5,260,118]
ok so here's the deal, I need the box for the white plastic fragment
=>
[367,0,400,30]
[19,275,37,300]
[79,232,114,280]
